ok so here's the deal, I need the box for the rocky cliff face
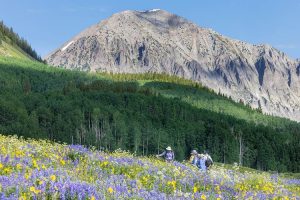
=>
[45,9,300,121]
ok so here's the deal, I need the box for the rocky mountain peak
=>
[45,9,300,122]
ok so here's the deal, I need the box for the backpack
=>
[165,151,174,161]
[205,155,213,168]
[196,158,202,169]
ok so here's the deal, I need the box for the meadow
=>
[0,134,299,199]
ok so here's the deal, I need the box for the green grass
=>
[0,38,31,60]
[280,173,300,179]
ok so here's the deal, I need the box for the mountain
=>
[0,21,42,61]
[45,9,300,122]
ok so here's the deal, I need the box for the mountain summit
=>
[45,10,300,121]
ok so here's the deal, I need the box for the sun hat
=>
[191,150,197,155]
[166,146,172,151]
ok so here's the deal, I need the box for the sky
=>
[0,0,299,59]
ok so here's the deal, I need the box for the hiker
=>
[198,154,207,171]
[190,150,200,167]
[203,151,213,170]
[156,146,175,162]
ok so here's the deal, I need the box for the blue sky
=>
[0,0,299,59]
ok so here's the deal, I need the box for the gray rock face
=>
[45,9,300,121]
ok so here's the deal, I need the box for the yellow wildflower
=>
[29,186,41,194]
[4,167,12,174]
[193,186,198,193]
[201,194,206,200]
[16,163,22,170]
[50,175,56,182]
[108,187,114,193]
[32,160,37,167]
[60,159,66,166]
[16,150,25,157]
[167,180,176,191]
[35,189,41,194]
[18,193,27,200]
[215,185,221,194]
[1,146,6,154]
[142,176,147,181]
[90,195,96,200]
[25,172,31,180]
[0,163,3,169]
[101,161,108,167]
[90,176,94,182]
[29,186,35,192]
[32,159,40,170]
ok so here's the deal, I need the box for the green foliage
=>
[0,56,299,172]
[100,73,296,128]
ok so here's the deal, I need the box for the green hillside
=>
[0,56,299,173]
[99,73,296,128]
[0,39,29,59]
[0,21,42,61]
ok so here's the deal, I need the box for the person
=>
[156,146,175,162]
[190,150,199,166]
[203,151,213,170]
[198,154,207,171]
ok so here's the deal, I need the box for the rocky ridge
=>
[46,9,300,121]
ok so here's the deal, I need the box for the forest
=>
[0,56,299,172]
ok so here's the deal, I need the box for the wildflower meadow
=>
[0,134,299,199]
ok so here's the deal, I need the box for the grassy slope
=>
[98,73,297,128]
[0,134,299,199]
[0,37,32,60]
